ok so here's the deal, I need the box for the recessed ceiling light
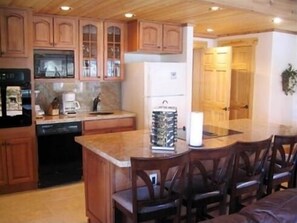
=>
[60,5,71,11]
[272,17,282,24]
[207,28,214,32]
[209,6,220,11]
[125,13,135,18]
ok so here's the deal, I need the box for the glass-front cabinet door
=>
[104,22,124,80]
[79,20,103,80]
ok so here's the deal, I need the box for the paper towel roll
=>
[189,112,203,147]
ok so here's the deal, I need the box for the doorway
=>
[192,38,257,124]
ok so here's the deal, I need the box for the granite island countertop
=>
[35,110,136,125]
[75,119,297,168]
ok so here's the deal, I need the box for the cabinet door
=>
[0,8,28,57]
[54,17,77,48]
[84,149,111,223]
[139,21,162,52]
[163,24,183,53]
[0,142,7,186]
[104,22,125,80]
[6,137,34,185]
[33,15,54,47]
[79,20,103,80]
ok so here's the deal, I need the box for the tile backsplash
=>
[35,80,121,114]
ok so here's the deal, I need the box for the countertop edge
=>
[35,110,136,125]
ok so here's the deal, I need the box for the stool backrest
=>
[189,145,235,197]
[131,151,189,222]
[229,136,272,213]
[266,135,297,194]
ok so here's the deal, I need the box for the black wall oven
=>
[0,69,32,128]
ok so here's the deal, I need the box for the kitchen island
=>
[74,119,297,223]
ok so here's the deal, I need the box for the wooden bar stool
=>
[112,151,189,223]
[228,136,272,214]
[265,135,297,195]
[184,144,235,222]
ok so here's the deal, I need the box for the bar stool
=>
[185,144,235,222]
[266,135,297,195]
[228,136,272,214]
[112,151,189,223]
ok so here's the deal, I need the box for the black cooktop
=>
[177,125,242,141]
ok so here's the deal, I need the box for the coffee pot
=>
[62,92,80,115]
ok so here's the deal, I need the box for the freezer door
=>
[145,95,186,129]
[146,62,186,97]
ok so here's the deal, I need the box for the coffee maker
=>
[62,92,80,115]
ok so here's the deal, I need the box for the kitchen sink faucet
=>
[93,93,101,111]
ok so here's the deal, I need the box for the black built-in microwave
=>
[34,49,75,79]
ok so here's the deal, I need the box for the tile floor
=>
[0,182,87,223]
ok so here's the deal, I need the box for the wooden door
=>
[54,17,77,48]
[229,46,253,119]
[33,15,54,47]
[0,8,28,57]
[0,142,7,186]
[192,48,203,111]
[199,47,232,124]
[6,137,34,185]
[139,21,162,52]
[162,24,182,53]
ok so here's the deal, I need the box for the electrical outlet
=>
[149,173,157,185]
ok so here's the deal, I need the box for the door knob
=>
[242,105,249,109]
[222,107,229,111]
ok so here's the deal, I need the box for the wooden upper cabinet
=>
[104,21,125,81]
[33,15,77,48]
[33,16,53,47]
[79,19,103,80]
[54,17,77,48]
[163,24,183,53]
[139,21,162,52]
[127,20,183,54]
[0,8,28,57]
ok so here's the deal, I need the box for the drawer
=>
[83,117,135,132]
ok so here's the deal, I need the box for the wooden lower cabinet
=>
[83,149,131,223]
[83,117,136,135]
[82,117,135,222]
[0,136,37,194]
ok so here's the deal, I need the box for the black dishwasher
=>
[36,121,82,188]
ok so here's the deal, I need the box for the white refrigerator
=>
[122,62,186,130]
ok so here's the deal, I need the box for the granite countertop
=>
[75,119,297,168]
[35,110,136,125]
[75,129,189,168]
